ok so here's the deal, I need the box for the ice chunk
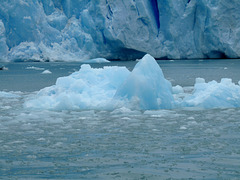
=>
[42,70,52,74]
[195,78,205,84]
[26,66,44,70]
[82,58,110,63]
[25,54,174,110]
[0,91,20,98]
[25,64,130,110]
[114,54,175,110]
[172,85,184,94]
[182,78,240,108]
[0,66,8,71]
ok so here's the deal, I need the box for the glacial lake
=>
[0,60,240,179]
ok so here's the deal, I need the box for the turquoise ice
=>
[25,54,240,110]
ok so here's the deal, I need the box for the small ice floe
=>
[187,116,195,120]
[224,67,228,70]
[42,70,52,74]
[26,66,44,70]
[182,78,240,108]
[172,85,184,94]
[0,66,8,70]
[0,91,20,98]
[180,126,187,130]
[82,58,110,63]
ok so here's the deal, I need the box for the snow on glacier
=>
[1,0,240,61]
[25,54,240,110]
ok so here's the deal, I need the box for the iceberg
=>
[114,54,174,110]
[1,0,240,61]
[25,63,131,110]
[182,78,240,109]
[0,91,20,98]
[25,54,174,110]
[25,54,240,111]
[41,70,52,74]
[82,58,110,64]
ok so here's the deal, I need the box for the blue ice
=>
[25,54,240,110]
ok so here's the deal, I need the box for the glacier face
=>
[0,0,240,62]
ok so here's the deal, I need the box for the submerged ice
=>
[25,54,240,110]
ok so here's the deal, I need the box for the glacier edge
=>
[0,0,240,62]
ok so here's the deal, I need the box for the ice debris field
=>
[20,54,240,111]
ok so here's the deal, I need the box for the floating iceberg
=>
[82,58,110,63]
[0,91,20,98]
[26,66,45,70]
[25,54,240,110]
[25,62,131,110]
[182,78,240,109]
[114,54,174,110]
[41,70,52,74]
[25,54,174,110]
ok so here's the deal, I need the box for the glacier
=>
[1,0,240,62]
[25,54,240,110]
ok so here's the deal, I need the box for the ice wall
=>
[0,0,240,61]
[0,20,8,61]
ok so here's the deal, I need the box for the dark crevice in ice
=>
[205,51,228,59]
[109,48,146,61]
[100,30,107,44]
[192,5,197,30]
[106,0,113,20]
[150,0,160,31]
